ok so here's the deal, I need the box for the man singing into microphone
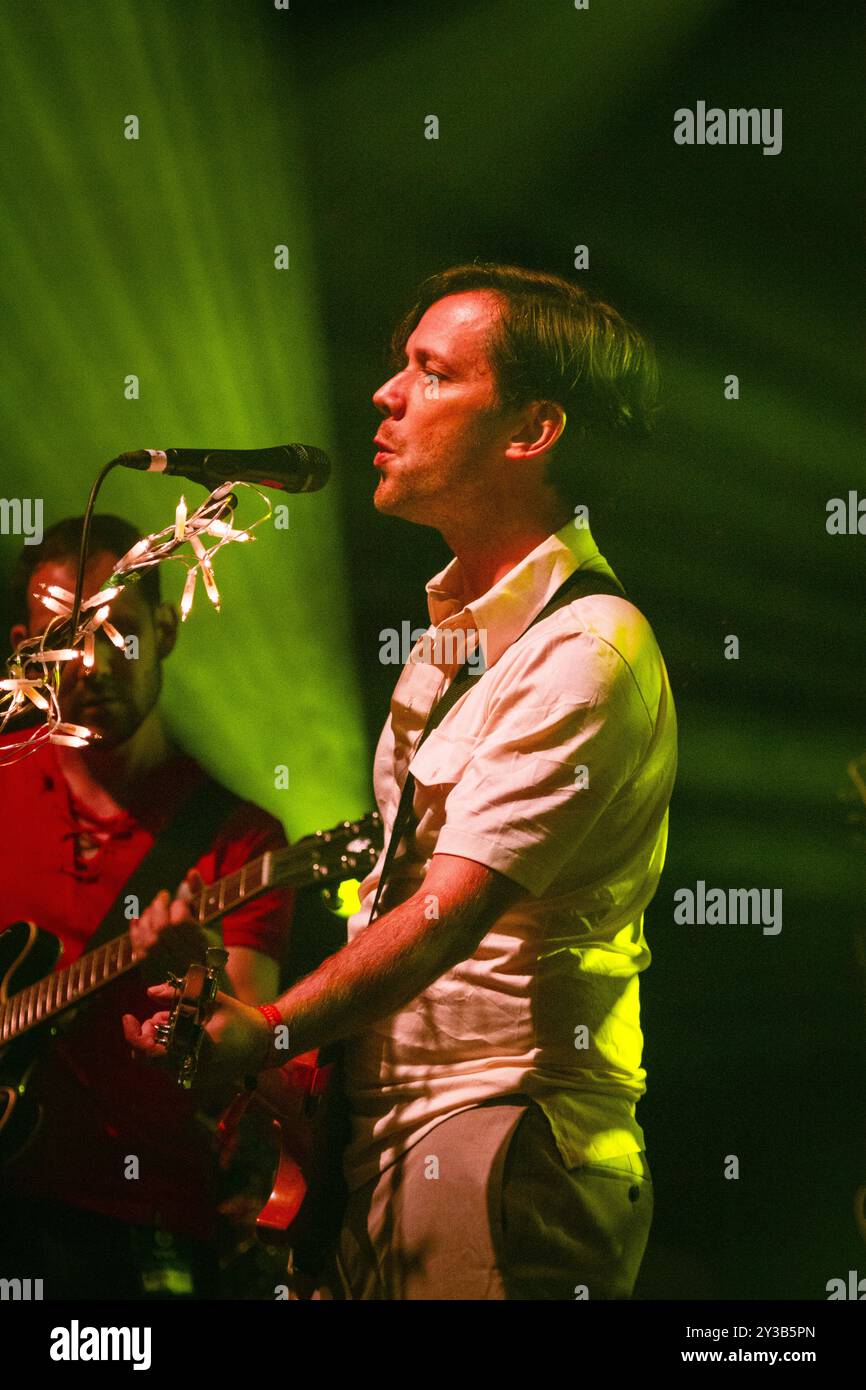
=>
[129,262,678,1300]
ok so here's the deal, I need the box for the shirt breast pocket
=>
[408,730,479,791]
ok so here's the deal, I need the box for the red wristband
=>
[257,1003,282,1028]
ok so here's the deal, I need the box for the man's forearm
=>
[124,855,523,1081]
[260,883,482,1063]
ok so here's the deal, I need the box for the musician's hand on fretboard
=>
[130,872,219,985]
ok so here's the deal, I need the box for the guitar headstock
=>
[295,811,382,886]
[154,946,228,1088]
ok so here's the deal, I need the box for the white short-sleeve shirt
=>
[342,518,678,1192]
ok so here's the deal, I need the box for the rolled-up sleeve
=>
[432,627,655,896]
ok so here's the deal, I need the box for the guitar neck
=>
[0,931,141,1047]
[0,815,379,1047]
[189,842,289,928]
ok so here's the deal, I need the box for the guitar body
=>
[216,1046,350,1291]
[0,921,62,1165]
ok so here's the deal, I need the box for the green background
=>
[0,0,862,1299]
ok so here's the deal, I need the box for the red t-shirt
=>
[0,729,294,1242]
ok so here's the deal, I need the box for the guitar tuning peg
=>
[165,972,183,990]
[154,1023,171,1046]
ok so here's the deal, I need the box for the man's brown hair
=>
[389,261,660,501]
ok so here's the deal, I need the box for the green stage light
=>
[0,0,369,836]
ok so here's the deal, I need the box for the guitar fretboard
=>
[194,850,273,925]
[0,931,139,1044]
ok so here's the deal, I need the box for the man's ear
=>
[505,401,567,461]
[153,602,179,660]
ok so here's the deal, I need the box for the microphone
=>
[111,444,331,494]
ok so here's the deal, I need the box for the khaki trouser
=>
[314,1095,653,1300]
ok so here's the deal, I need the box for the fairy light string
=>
[0,481,272,766]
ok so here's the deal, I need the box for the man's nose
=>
[372,370,406,417]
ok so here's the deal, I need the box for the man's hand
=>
[122,983,273,1088]
[129,872,215,981]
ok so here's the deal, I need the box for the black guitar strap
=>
[367,562,627,923]
[85,772,243,951]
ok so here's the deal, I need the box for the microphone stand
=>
[69,457,124,636]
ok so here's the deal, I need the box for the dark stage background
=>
[0,0,862,1300]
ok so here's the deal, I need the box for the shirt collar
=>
[425,516,605,669]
